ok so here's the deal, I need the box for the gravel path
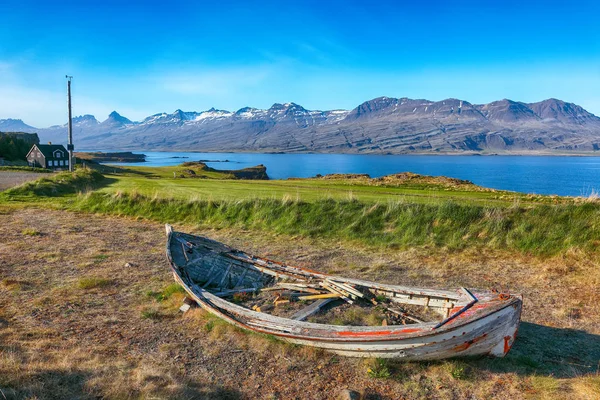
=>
[0,171,46,191]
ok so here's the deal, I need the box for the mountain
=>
[4,97,600,154]
[102,111,132,128]
[0,119,36,133]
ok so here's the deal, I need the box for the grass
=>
[77,277,113,289]
[140,307,163,320]
[1,168,105,200]
[67,190,600,257]
[97,171,520,205]
[5,167,600,258]
[92,254,109,263]
[1,278,30,292]
[0,166,51,173]
[21,228,41,236]
[365,358,392,379]
[1,206,599,399]
[328,307,386,326]
[146,283,186,302]
[1,164,600,398]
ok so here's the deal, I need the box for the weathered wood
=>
[322,281,354,304]
[433,288,478,329]
[297,293,341,301]
[275,283,325,294]
[165,225,523,360]
[233,267,249,288]
[211,287,258,297]
[181,243,189,262]
[328,279,364,298]
[179,303,191,313]
[292,298,337,321]
[218,263,233,288]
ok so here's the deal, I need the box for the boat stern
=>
[489,296,523,357]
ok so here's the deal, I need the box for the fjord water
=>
[103,151,600,197]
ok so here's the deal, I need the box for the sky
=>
[1,0,599,127]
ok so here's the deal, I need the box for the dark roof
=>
[33,144,68,158]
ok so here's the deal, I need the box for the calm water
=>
[98,151,600,197]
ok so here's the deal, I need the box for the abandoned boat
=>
[165,225,522,359]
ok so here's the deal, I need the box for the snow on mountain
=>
[4,97,600,154]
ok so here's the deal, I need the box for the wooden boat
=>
[165,225,522,359]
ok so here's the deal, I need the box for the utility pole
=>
[66,75,74,172]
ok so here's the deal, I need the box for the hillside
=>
[0,131,40,161]
[3,97,600,154]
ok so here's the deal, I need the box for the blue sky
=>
[1,0,599,126]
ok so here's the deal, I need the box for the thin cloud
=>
[160,66,274,97]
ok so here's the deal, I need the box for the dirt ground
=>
[0,172,47,191]
[1,207,599,399]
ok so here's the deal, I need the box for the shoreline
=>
[78,148,600,157]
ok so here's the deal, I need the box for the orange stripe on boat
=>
[503,335,512,354]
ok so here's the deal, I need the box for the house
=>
[26,143,70,170]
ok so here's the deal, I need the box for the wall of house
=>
[27,153,44,168]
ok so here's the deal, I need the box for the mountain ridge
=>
[2,96,600,154]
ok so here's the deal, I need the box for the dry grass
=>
[0,206,599,399]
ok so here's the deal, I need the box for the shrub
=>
[365,358,392,379]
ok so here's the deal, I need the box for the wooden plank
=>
[218,263,233,288]
[200,263,219,288]
[297,293,341,301]
[233,267,249,288]
[211,287,258,297]
[179,303,191,313]
[433,288,478,329]
[275,283,324,294]
[321,281,354,304]
[181,243,189,262]
[327,279,364,298]
[292,298,337,321]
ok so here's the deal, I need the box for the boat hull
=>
[165,225,522,360]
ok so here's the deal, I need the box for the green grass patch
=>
[146,283,185,302]
[77,277,113,290]
[1,169,105,199]
[92,254,110,263]
[140,308,162,320]
[203,319,216,333]
[0,166,51,173]
[5,167,600,257]
[69,191,600,256]
[21,228,41,236]
[365,358,392,379]
[97,173,517,205]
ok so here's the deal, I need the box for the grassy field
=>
[0,165,599,399]
[90,164,571,207]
